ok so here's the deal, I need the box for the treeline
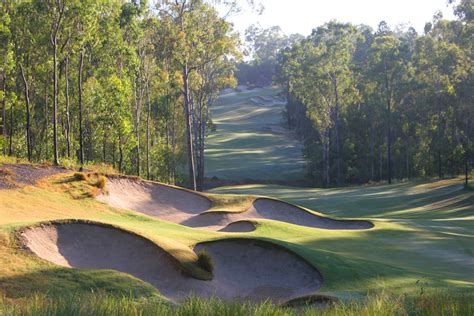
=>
[0,0,239,190]
[276,1,473,186]
[236,24,303,87]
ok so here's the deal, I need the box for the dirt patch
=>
[97,177,212,224]
[0,164,69,189]
[20,222,322,303]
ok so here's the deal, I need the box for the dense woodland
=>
[0,0,240,190]
[0,0,472,190]
[276,1,473,186]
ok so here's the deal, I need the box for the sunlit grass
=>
[1,291,473,316]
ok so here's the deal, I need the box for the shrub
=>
[74,172,89,181]
[94,176,107,189]
[197,250,214,274]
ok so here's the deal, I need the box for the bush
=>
[74,172,89,181]
[197,250,214,274]
[94,176,107,189]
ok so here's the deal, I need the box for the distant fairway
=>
[205,87,305,181]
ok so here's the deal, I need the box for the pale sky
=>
[225,0,457,36]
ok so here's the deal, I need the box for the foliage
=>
[0,0,239,189]
[276,6,473,186]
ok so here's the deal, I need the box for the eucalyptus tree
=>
[157,0,239,190]
[0,3,13,155]
[368,26,404,184]
[308,22,359,185]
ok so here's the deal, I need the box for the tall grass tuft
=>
[0,291,473,316]
[197,250,214,273]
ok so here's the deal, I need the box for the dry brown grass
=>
[93,176,107,189]
[73,172,89,181]
[0,168,15,177]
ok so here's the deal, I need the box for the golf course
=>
[1,0,473,314]
[0,85,473,315]
[205,87,305,182]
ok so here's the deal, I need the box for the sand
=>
[97,178,373,231]
[97,177,212,224]
[20,222,322,303]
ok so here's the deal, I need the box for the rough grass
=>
[74,172,89,181]
[0,292,473,316]
[0,167,15,176]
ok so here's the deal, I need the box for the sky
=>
[224,0,457,37]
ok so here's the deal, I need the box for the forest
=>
[275,4,473,186]
[0,0,240,191]
[0,0,473,189]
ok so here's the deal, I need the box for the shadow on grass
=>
[0,268,159,300]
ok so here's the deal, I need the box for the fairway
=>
[205,87,305,181]
[211,179,474,295]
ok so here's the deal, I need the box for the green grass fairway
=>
[210,179,474,295]
[205,87,305,181]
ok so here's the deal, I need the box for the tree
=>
[368,28,404,184]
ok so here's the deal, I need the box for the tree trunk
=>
[8,93,13,156]
[2,71,6,156]
[406,140,410,180]
[182,63,197,190]
[119,136,123,173]
[134,85,142,177]
[52,38,59,165]
[65,54,71,158]
[370,123,375,180]
[379,146,383,181]
[145,82,151,180]
[20,64,32,161]
[323,129,330,187]
[385,76,392,185]
[78,49,85,167]
[332,73,342,185]
[465,149,469,188]
[102,132,107,162]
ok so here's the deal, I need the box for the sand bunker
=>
[219,221,257,232]
[97,177,212,224]
[20,222,322,303]
[97,178,373,231]
[183,198,373,231]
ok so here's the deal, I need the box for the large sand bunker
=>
[20,222,322,303]
[183,198,373,231]
[98,178,373,231]
[97,177,212,224]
